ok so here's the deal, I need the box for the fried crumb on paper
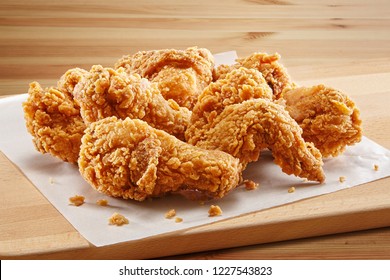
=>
[175,217,183,223]
[374,164,379,171]
[69,195,85,206]
[165,209,176,219]
[339,176,346,183]
[208,205,222,217]
[243,179,258,190]
[288,186,295,193]
[96,199,108,206]
[109,212,129,226]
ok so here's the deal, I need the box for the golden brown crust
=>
[78,117,241,201]
[114,47,214,109]
[73,65,191,140]
[186,66,324,182]
[108,213,129,226]
[283,85,362,157]
[23,82,86,163]
[186,67,273,145]
[57,67,88,98]
[188,99,325,182]
[215,53,295,100]
[208,205,222,217]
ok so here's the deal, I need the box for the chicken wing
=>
[214,52,295,100]
[23,82,86,163]
[114,46,214,109]
[78,116,241,201]
[282,84,362,157]
[186,68,324,182]
[73,65,191,140]
[187,99,325,182]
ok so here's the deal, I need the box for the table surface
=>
[1,0,390,259]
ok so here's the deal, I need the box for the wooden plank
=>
[1,0,389,19]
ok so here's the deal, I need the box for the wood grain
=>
[1,0,390,259]
[1,0,390,95]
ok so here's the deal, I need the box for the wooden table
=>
[1,0,390,259]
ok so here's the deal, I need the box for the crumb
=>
[165,209,176,219]
[288,186,295,193]
[96,199,108,206]
[175,217,183,223]
[243,179,258,190]
[374,164,379,171]
[208,205,222,217]
[339,176,346,183]
[69,195,85,206]
[49,177,54,185]
[108,212,129,226]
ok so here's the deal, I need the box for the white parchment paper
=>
[1,52,389,247]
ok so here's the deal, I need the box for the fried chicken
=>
[214,52,295,100]
[78,116,241,201]
[187,99,325,182]
[282,84,362,157]
[57,67,88,97]
[186,68,325,182]
[114,46,214,109]
[23,82,86,163]
[73,65,191,140]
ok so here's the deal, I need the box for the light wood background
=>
[1,0,390,259]
[1,0,390,96]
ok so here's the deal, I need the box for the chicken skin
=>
[187,99,325,182]
[23,82,86,163]
[57,67,88,97]
[214,52,295,100]
[73,65,191,140]
[282,84,363,157]
[186,68,325,182]
[114,46,214,109]
[78,116,241,201]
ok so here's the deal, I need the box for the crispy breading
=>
[78,117,241,201]
[73,65,191,140]
[57,67,88,98]
[214,52,295,100]
[23,82,86,163]
[114,47,214,109]
[188,99,325,182]
[283,84,362,157]
[186,67,324,182]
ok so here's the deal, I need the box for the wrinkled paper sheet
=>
[1,51,390,247]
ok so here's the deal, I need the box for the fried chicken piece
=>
[57,67,88,97]
[23,82,86,163]
[78,116,241,201]
[114,46,214,109]
[187,67,273,143]
[214,52,295,100]
[282,84,362,157]
[73,65,191,140]
[187,99,325,182]
[186,68,324,182]
[187,67,272,148]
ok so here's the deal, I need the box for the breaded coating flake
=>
[96,199,108,206]
[165,209,176,219]
[109,212,129,226]
[244,179,258,190]
[208,205,223,217]
[69,195,85,206]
